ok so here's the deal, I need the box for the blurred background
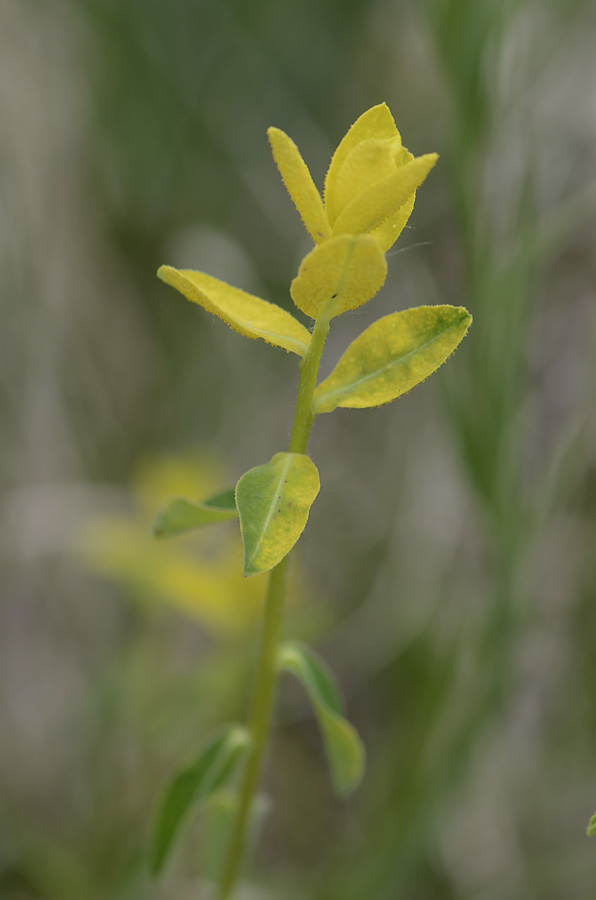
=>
[1,0,596,897]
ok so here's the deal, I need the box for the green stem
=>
[217,557,288,900]
[217,315,329,899]
[288,316,330,453]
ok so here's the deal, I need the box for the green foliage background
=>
[1,0,595,897]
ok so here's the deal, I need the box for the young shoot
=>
[150,102,472,899]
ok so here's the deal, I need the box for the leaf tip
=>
[419,151,439,171]
[157,264,179,287]
[457,306,473,329]
[267,125,291,155]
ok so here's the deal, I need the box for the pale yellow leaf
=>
[332,153,438,237]
[290,234,387,320]
[314,305,472,412]
[157,266,311,357]
[324,103,399,223]
[328,137,402,227]
[369,194,416,252]
[267,127,331,244]
[368,149,416,251]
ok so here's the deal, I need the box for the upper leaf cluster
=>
[158,103,440,345]
[155,104,472,577]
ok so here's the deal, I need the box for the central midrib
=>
[233,314,309,355]
[246,455,293,568]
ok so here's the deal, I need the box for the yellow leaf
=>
[157,266,311,357]
[324,103,399,223]
[369,193,416,252]
[290,234,387,320]
[314,305,472,412]
[327,138,402,226]
[267,127,332,244]
[332,153,438,237]
[236,453,320,577]
[368,149,416,251]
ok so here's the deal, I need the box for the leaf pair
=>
[154,453,319,578]
[154,304,472,577]
[158,268,471,419]
[151,643,365,879]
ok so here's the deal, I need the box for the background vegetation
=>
[1,0,595,897]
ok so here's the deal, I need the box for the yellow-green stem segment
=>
[218,315,329,899]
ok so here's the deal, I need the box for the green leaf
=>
[277,640,365,796]
[236,453,320,577]
[314,305,472,413]
[588,811,596,837]
[152,487,238,538]
[157,266,311,357]
[150,725,250,877]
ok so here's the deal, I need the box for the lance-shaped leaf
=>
[150,725,250,877]
[314,305,472,413]
[157,266,311,357]
[153,488,238,538]
[267,127,332,244]
[588,811,596,837]
[332,153,438,237]
[277,640,365,796]
[290,234,387,320]
[236,453,320,577]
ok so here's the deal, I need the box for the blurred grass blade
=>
[150,725,250,877]
[157,266,311,356]
[153,488,238,538]
[277,640,365,796]
[314,305,472,413]
[236,453,320,576]
[587,811,596,837]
